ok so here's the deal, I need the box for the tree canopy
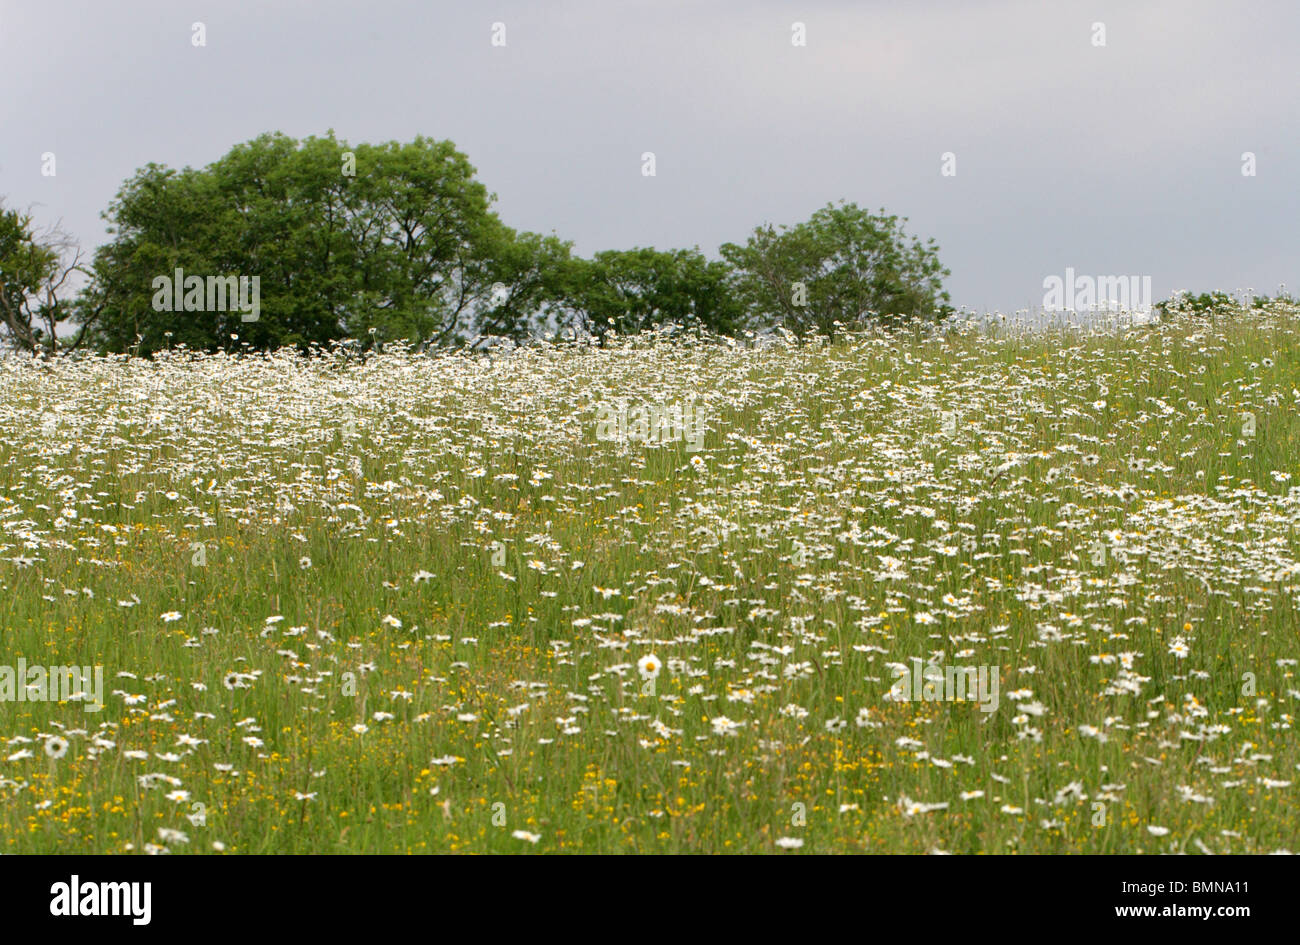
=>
[75,133,572,355]
[1,134,956,355]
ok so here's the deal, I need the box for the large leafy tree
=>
[79,133,569,354]
[720,201,951,336]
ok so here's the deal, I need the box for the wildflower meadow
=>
[3,304,1298,854]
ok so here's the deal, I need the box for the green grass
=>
[2,304,1299,853]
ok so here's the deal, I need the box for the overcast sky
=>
[3,0,1296,314]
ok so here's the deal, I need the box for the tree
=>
[720,201,951,337]
[560,247,744,341]
[78,133,570,354]
[0,203,102,355]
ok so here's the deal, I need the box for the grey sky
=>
[3,0,1297,314]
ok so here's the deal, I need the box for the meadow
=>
[2,304,1298,854]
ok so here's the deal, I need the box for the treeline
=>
[1,132,953,356]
